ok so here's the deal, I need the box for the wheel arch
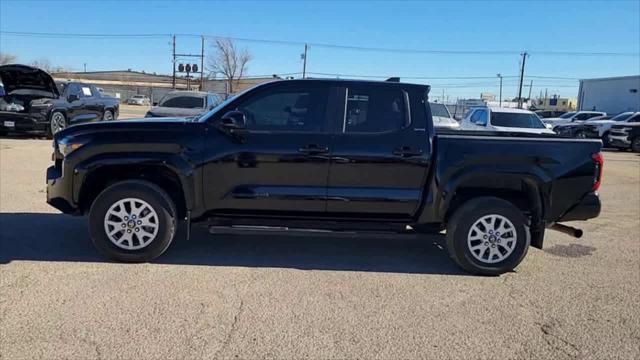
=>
[78,163,190,219]
[441,174,547,248]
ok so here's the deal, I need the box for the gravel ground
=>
[0,138,638,359]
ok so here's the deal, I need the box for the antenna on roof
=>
[385,77,400,82]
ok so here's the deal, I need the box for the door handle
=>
[393,147,423,157]
[298,144,329,154]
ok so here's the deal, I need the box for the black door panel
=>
[202,83,333,214]
[327,86,431,218]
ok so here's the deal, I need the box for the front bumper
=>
[608,134,631,148]
[0,111,48,133]
[558,192,601,222]
[46,163,77,214]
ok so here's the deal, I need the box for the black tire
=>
[47,111,67,139]
[446,197,530,275]
[103,109,114,121]
[89,180,177,262]
[601,132,610,148]
[632,137,640,153]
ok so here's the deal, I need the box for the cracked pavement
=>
[1,138,639,359]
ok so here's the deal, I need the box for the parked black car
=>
[145,91,221,118]
[0,64,119,137]
[46,79,603,275]
[608,120,640,152]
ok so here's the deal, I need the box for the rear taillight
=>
[592,152,604,191]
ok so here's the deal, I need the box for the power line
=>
[2,30,638,57]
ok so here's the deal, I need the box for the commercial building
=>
[577,75,640,114]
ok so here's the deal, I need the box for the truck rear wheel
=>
[89,180,177,262]
[446,197,530,275]
[631,137,640,153]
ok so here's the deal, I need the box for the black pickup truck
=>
[0,64,119,137]
[46,79,603,275]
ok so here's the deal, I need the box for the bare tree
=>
[206,38,252,94]
[0,52,17,65]
[29,58,68,73]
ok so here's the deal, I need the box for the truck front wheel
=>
[89,180,177,262]
[446,197,530,275]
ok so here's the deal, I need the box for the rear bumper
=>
[46,164,77,214]
[558,192,601,222]
[0,111,48,133]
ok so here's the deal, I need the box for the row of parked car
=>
[0,64,224,138]
[431,102,640,152]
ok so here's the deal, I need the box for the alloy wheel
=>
[103,198,159,250]
[50,113,66,135]
[467,214,517,264]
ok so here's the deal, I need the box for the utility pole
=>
[442,89,445,103]
[302,43,308,79]
[172,35,176,89]
[497,73,503,107]
[200,36,205,91]
[527,80,533,108]
[544,88,548,109]
[517,51,528,109]
[83,63,87,73]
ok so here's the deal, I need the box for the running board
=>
[207,225,418,238]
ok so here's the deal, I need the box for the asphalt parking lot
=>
[0,138,639,359]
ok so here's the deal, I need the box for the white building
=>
[577,75,640,114]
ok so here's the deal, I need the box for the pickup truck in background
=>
[46,79,603,275]
[608,120,640,152]
[0,64,119,137]
[554,112,639,146]
[460,107,555,135]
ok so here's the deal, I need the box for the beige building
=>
[538,96,577,111]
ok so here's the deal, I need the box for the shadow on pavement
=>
[0,212,465,275]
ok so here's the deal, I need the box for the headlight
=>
[58,138,88,156]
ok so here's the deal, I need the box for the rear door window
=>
[161,96,204,109]
[343,86,407,133]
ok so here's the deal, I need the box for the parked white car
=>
[127,95,151,106]
[430,102,459,130]
[556,112,638,138]
[460,107,555,135]
[541,111,606,129]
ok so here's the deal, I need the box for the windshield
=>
[559,112,576,119]
[491,112,546,129]
[430,103,451,118]
[159,94,205,109]
[196,94,239,122]
[612,112,634,121]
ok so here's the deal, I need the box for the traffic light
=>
[178,63,184,72]
[192,64,198,73]
[185,64,192,73]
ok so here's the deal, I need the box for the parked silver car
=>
[127,95,150,106]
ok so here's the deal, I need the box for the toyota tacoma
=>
[46,79,603,275]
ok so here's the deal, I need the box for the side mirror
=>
[220,110,246,130]
[68,94,79,102]
[152,102,158,106]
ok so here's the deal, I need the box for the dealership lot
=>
[0,138,638,359]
